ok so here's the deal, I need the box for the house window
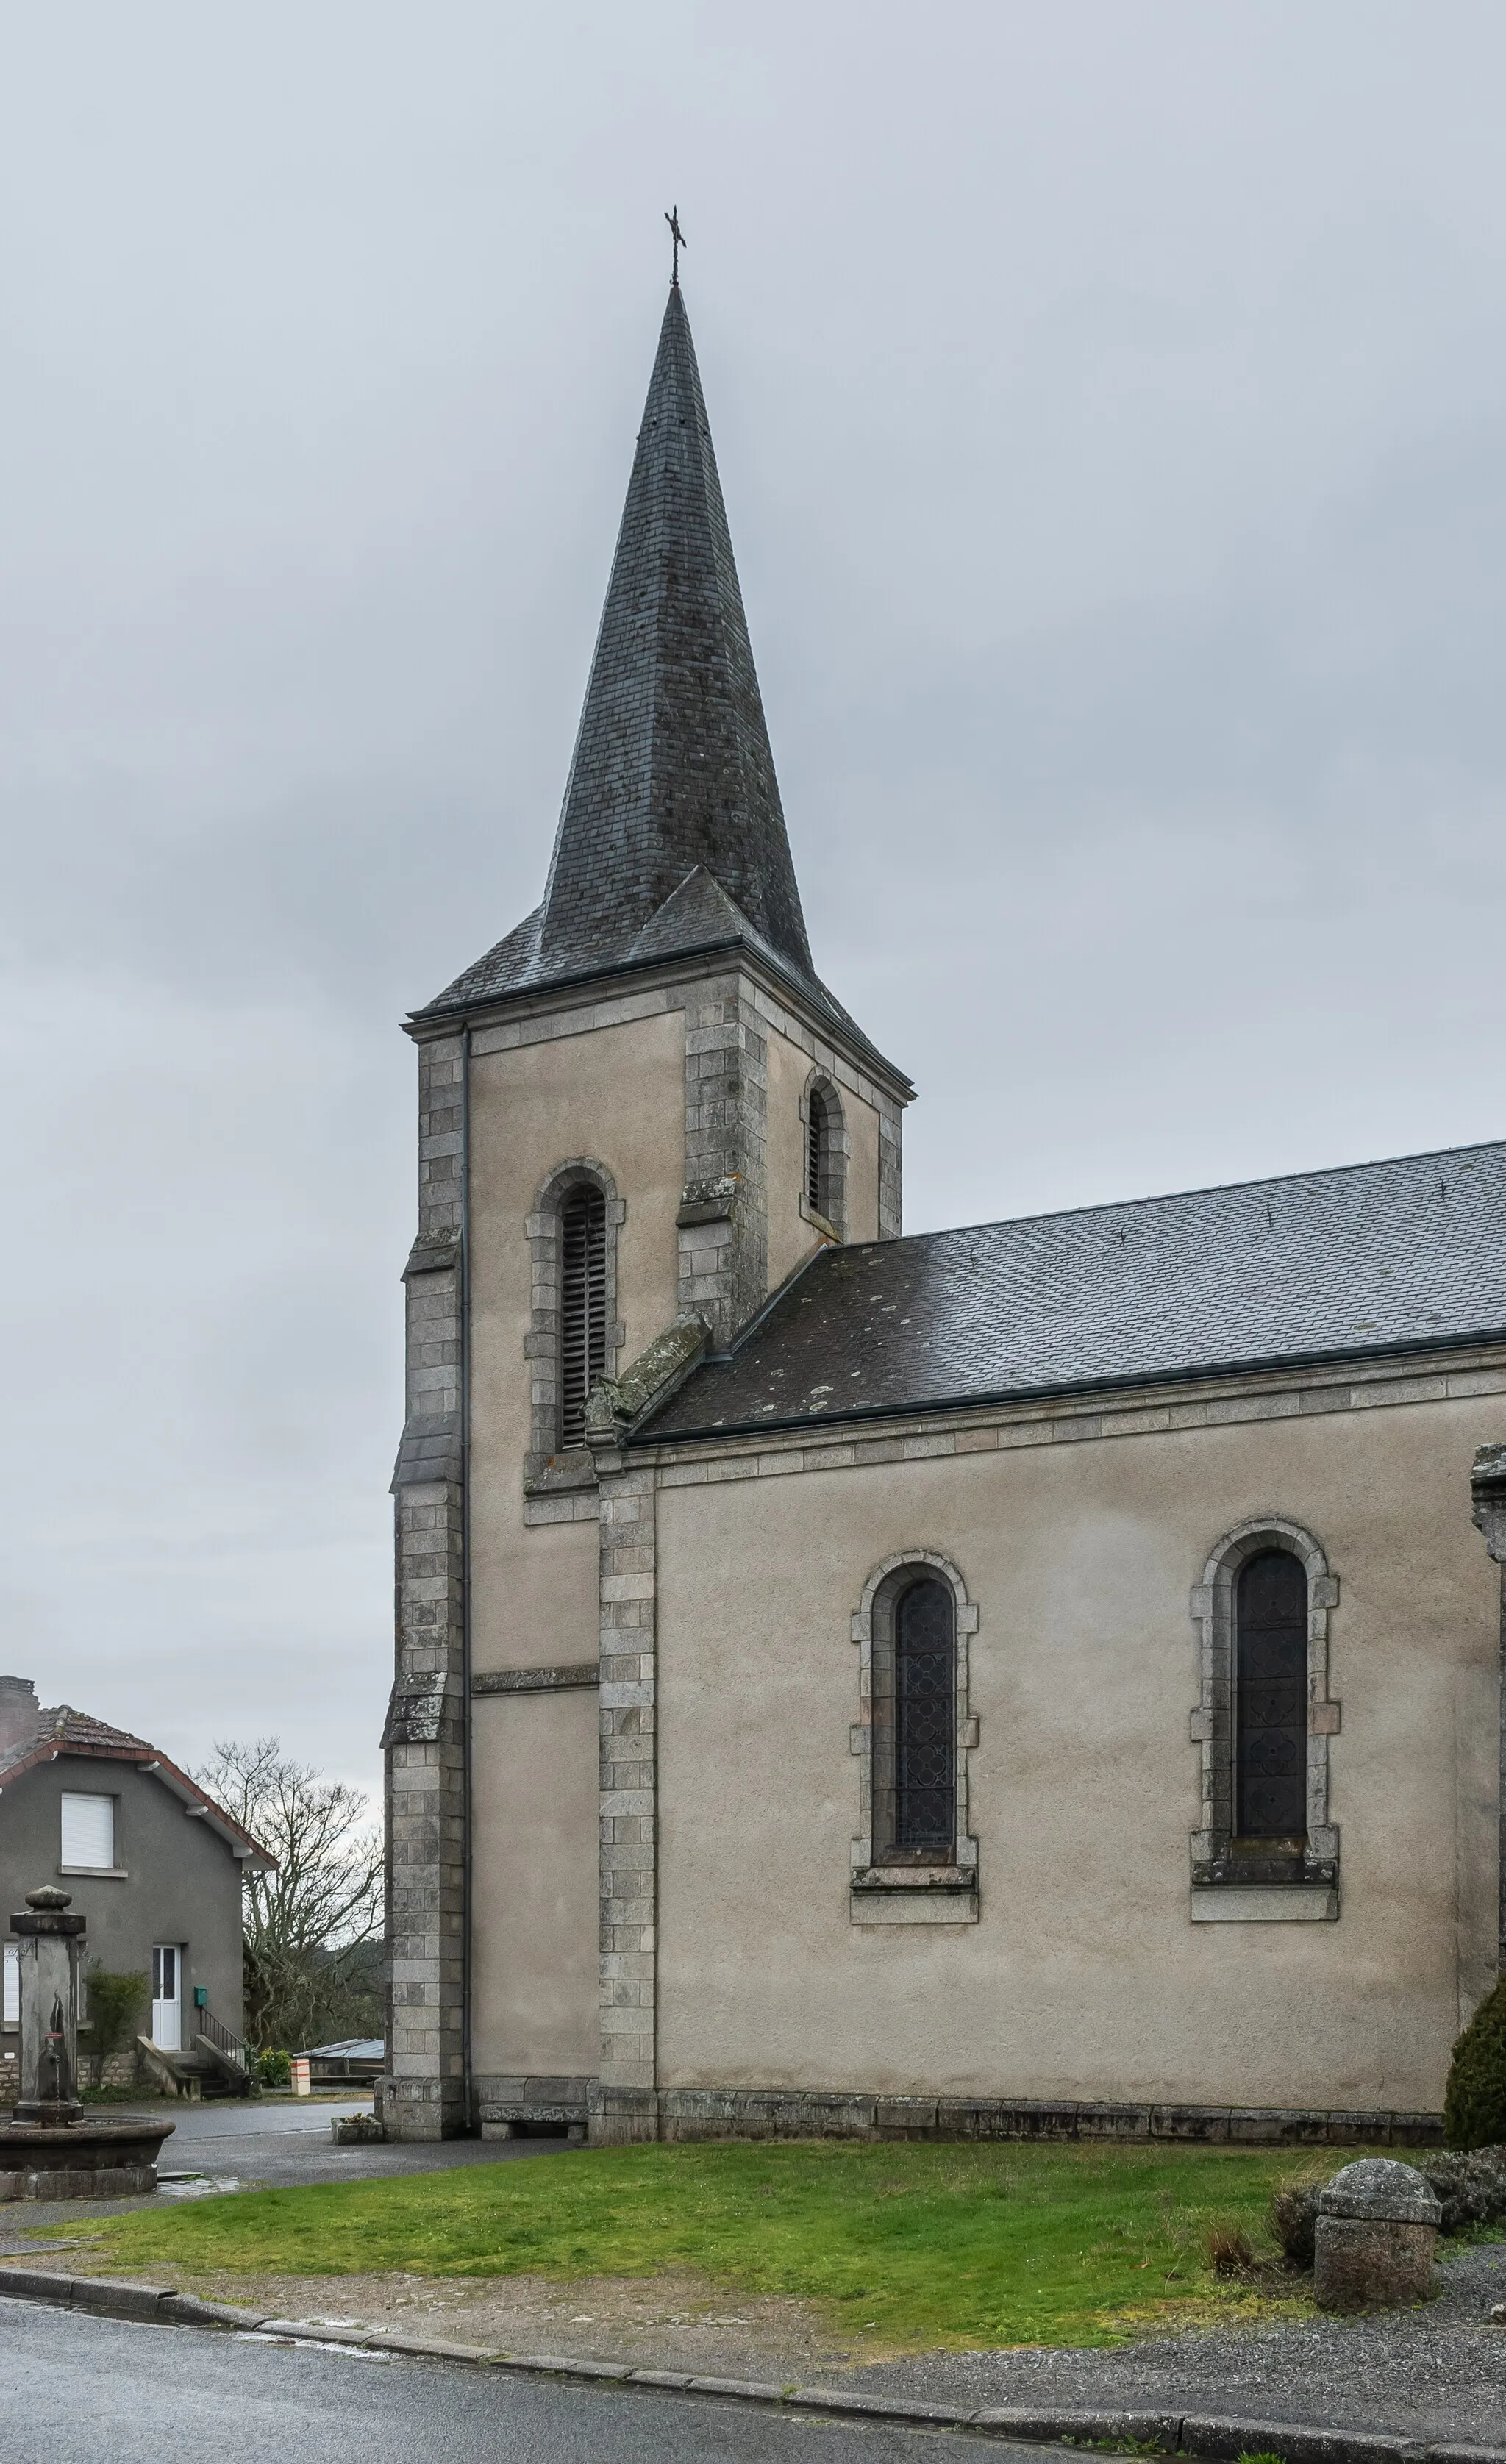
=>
[559,1182,607,1449]
[2,1943,17,2027]
[1235,1550,1308,1840]
[60,1792,115,1871]
[802,1073,848,1237]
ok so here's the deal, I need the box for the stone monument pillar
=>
[0,1885,174,2199]
[1471,1443,1506,1971]
[13,1884,86,2126]
[1313,2158,1441,2310]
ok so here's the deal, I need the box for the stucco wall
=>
[471,1688,600,2076]
[654,1393,1502,2113]
[465,1007,686,2077]
[764,1024,882,1288]
[1,1754,245,2076]
[842,1077,882,1248]
[468,1008,685,1671]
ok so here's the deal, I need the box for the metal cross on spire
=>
[664,205,686,286]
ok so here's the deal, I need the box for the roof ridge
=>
[39,1700,152,1747]
[0,1704,276,1867]
[884,1133,1506,1253]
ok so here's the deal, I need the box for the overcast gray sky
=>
[3,2,1505,1801]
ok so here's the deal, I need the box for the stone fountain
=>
[0,1886,174,2199]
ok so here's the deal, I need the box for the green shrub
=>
[1444,1978,1506,2149]
[1268,2173,1325,2271]
[84,1966,149,2082]
[257,2047,292,2090]
[1422,2145,1506,2227]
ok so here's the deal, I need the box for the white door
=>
[151,1945,182,2051]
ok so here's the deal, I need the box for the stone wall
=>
[382,1032,468,2140]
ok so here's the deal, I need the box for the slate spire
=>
[422,285,816,1013]
[539,282,813,979]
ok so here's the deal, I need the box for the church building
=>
[381,278,1506,2145]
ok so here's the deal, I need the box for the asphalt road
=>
[0,2101,576,2238]
[151,2098,574,2185]
[1,2298,1018,2464]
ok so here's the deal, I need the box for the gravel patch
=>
[832,2241,1506,2446]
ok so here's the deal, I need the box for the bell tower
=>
[382,276,910,2140]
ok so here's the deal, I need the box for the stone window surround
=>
[850,1549,980,1924]
[1190,1513,1341,1924]
[523,1157,626,1490]
[799,1068,849,1243]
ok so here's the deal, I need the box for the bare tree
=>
[196,1738,383,2053]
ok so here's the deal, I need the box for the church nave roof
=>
[641,1137,1506,1440]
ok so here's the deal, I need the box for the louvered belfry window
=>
[807,1094,824,1213]
[559,1183,607,1449]
[1235,1549,1308,1839]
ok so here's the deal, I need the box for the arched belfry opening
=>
[802,1072,848,1238]
[560,1183,608,1449]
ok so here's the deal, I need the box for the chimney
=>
[0,1676,40,1756]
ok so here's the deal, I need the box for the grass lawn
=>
[59,2138,1369,2350]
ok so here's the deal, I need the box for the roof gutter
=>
[144,1758,277,1869]
[628,1321,1506,1450]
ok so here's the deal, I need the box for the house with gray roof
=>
[0,1676,271,2099]
[381,273,1506,2149]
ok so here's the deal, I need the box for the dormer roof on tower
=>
[417,286,889,1068]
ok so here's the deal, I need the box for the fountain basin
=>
[0,2113,175,2200]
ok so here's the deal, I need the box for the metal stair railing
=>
[194,2007,254,2088]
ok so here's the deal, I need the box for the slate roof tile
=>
[0,1702,152,1779]
[418,286,825,1023]
[0,1699,274,1865]
[642,1139,1506,1438]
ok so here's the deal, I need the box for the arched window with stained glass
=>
[872,1571,957,1863]
[1234,1549,1308,1841]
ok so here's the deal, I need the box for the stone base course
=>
[578,2083,1444,2147]
[475,2072,591,2127]
[0,2267,1500,2464]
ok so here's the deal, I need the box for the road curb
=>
[1,2265,1502,2464]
